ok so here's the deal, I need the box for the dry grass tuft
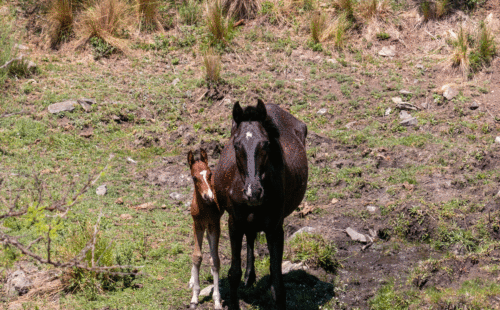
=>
[47,0,74,49]
[435,0,448,18]
[136,0,163,32]
[333,0,354,19]
[322,12,351,49]
[205,0,232,45]
[77,0,135,54]
[203,48,221,85]
[357,0,391,20]
[223,0,261,19]
[450,26,469,77]
[310,11,326,43]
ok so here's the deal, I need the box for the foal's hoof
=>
[189,302,197,309]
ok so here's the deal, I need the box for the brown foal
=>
[187,149,223,310]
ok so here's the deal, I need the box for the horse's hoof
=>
[189,302,197,309]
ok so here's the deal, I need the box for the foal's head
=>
[232,99,278,206]
[188,149,214,203]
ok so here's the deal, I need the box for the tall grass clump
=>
[0,18,15,85]
[321,12,350,49]
[77,0,134,54]
[203,48,221,85]
[451,26,469,76]
[358,0,391,20]
[179,0,202,25]
[136,0,163,31]
[287,233,338,272]
[333,0,354,20]
[47,0,74,48]
[310,11,326,43]
[205,0,233,46]
[223,0,261,19]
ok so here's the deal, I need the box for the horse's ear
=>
[200,148,208,164]
[187,150,195,167]
[233,101,243,125]
[256,99,267,121]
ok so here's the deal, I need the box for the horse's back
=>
[266,104,308,216]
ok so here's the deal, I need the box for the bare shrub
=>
[203,49,221,85]
[47,0,74,49]
[223,0,261,19]
[76,0,135,54]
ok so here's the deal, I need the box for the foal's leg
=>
[244,231,257,288]
[228,216,244,310]
[207,221,222,310]
[189,221,205,308]
[266,226,286,310]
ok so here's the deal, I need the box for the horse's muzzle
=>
[242,183,264,206]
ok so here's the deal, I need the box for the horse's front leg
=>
[266,226,286,310]
[244,231,257,288]
[207,220,222,310]
[189,221,204,309]
[228,215,244,310]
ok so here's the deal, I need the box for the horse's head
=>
[188,148,215,204]
[232,99,273,206]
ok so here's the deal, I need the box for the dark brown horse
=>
[214,99,308,309]
[187,149,223,309]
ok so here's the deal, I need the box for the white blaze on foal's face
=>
[199,170,214,199]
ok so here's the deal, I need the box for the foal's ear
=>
[187,150,195,167]
[256,99,267,121]
[200,148,208,164]
[233,101,243,125]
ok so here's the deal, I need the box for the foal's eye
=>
[192,176,197,182]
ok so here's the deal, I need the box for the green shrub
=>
[179,0,202,25]
[287,233,338,271]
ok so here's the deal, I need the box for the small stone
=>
[345,227,367,243]
[26,61,36,71]
[415,64,425,70]
[222,98,231,106]
[421,102,429,109]
[385,108,392,116]
[169,192,183,200]
[317,108,327,115]
[345,121,357,129]
[400,110,411,120]
[127,157,137,164]
[294,78,304,82]
[366,206,378,213]
[48,100,77,114]
[331,198,339,204]
[399,90,412,95]
[469,101,479,110]
[440,84,459,100]
[326,58,337,64]
[79,128,93,138]
[199,284,214,297]
[172,78,180,86]
[413,79,419,84]
[120,214,133,220]
[15,44,29,50]
[96,185,107,196]
[495,136,500,144]
[391,97,403,104]
[378,46,396,57]
[396,103,419,111]
[78,98,96,112]
[400,117,418,127]
[289,226,315,241]
[115,197,124,204]
[6,270,32,297]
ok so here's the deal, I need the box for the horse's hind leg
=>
[207,221,222,310]
[189,221,204,308]
[244,231,257,288]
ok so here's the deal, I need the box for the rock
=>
[400,117,418,127]
[391,97,403,104]
[439,84,459,100]
[415,64,425,70]
[6,270,32,297]
[289,226,315,241]
[345,121,357,129]
[366,206,378,213]
[96,184,107,196]
[384,108,392,116]
[495,136,500,144]
[172,78,180,86]
[15,44,29,50]
[469,101,479,110]
[345,227,367,243]
[26,61,36,71]
[317,108,327,115]
[78,98,96,112]
[169,192,183,200]
[222,98,231,106]
[331,198,339,204]
[79,127,93,138]
[421,102,429,109]
[399,110,411,120]
[396,102,419,111]
[399,90,412,95]
[120,214,133,220]
[378,46,396,57]
[294,78,304,82]
[282,261,306,274]
[326,58,337,64]
[48,100,77,114]
[199,284,214,297]
[115,197,124,204]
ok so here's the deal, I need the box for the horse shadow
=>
[200,270,335,309]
